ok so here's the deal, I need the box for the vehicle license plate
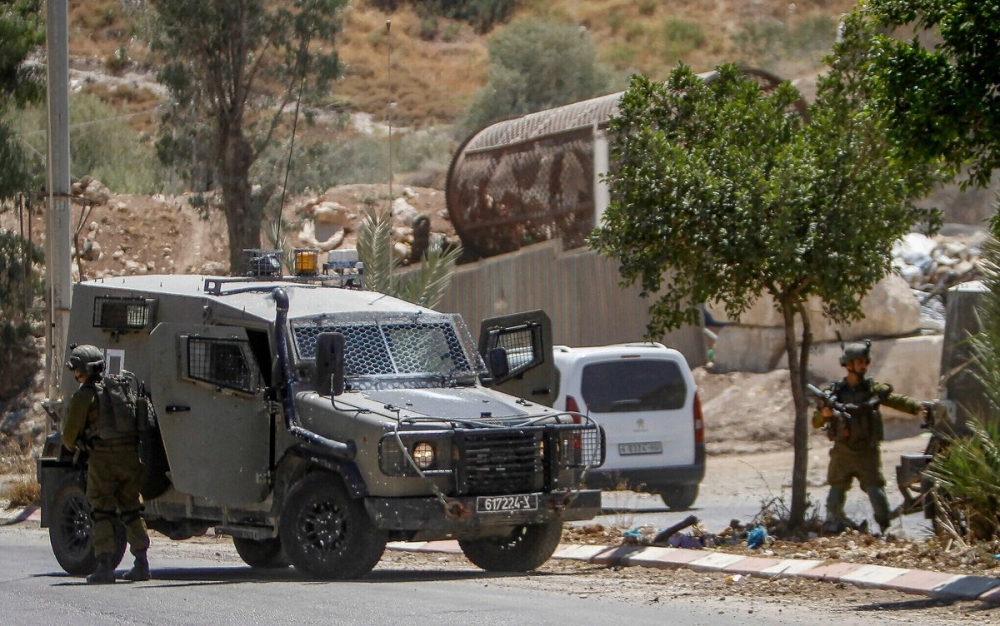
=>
[476,494,538,513]
[618,441,663,456]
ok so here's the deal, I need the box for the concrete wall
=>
[428,239,707,367]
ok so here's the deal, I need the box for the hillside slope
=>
[68,0,858,130]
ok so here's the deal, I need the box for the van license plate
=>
[476,494,538,513]
[618,442,663,456]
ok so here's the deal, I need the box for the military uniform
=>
[63,363,150,583]
[812,376,922,531]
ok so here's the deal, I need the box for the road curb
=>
[0,505,40,526]
[387,540,1000,605]
[5,510,994,603]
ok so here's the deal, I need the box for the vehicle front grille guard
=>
[273,288,356,460]
[387,411,605,520]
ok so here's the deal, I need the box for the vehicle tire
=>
[48,472,126,576]
[232,536,291,569]
[458,521,563,572]
[279,472,387,579]
[659,484,699,511]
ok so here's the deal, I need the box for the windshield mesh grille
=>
[292,318,477,380]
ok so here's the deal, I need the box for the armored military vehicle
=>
[38,250,604,579]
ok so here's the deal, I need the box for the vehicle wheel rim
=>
[59,494,92,557]
[299,499,346,555]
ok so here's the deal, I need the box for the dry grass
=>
[0,435,39,508]
[59,1,860,129]
[3,477,41,508]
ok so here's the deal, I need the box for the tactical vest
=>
[831,378,888,449]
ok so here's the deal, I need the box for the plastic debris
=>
[746,525,768,549]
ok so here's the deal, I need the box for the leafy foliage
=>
[0,228,43,342]
[147,0,348,271]
[925,419,1000,542]
[849,1,1000,188]
[0,0,45,201]
[590,59,940,526]
[255,129,453,195]
[356,206,461,309]
[461,17,611,136]
[12,93,163,194]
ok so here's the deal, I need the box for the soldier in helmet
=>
[62,344,151,584]
[812,340,924,534]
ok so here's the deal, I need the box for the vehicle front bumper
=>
[583,443,706,492]
[365,488,602,533]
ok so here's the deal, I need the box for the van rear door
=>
[578,355,695,468]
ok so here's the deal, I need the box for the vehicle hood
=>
[364,387,533,420]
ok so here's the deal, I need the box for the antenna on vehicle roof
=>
[386,19,394,209]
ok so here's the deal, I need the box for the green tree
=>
[0,0,44,201]
[148,0,347,273]
[461,18,611,135]
[851,1,1000,189]
[590,60,940,527]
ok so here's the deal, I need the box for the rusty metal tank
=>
[446,68,806,260]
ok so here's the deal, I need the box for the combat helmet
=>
[839,339,872,366]
[65,344,105,375]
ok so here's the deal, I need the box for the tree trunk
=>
[217,119,260,274]
[781,297,813,528]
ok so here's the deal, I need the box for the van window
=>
[581,360,687,412]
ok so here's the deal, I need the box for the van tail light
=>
[693,391,705,444]
[566,395,583,463]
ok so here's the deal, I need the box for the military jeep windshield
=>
[292,312,487,389]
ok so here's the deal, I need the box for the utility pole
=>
[44,0,72,422]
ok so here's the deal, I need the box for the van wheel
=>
[232,536,290,569]
[279,472,386,579]
[459,521,562,572]
[660,485,699,511]
[48,472,126,576]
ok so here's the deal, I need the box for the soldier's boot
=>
[823,486,848,533]
[86,555,116,584]
[123,551,150,582]
[867,485,892,534]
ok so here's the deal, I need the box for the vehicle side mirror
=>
[316,332,345,397]
[487,347,510,380]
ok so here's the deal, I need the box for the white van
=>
[552,343,705,510]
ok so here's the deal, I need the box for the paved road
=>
[0,526,912,626]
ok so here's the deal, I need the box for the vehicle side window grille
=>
[484,322,543,378]
[186,336,261,394]
[93,296,155,330]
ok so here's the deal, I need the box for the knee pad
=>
[90,508,117,523]
[120,508,144,525]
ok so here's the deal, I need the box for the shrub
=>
[0,229,43,343]
[461,17,611,135]
[256,127,454,194]
[13,93,163,194]
[925,419,1000,542]
[661,18,706,62]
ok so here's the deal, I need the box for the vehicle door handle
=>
[531,388,551,395]
[165,405,191,413]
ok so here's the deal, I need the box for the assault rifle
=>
[806,383,852,441]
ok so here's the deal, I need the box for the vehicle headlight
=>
[412,442,435,469]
